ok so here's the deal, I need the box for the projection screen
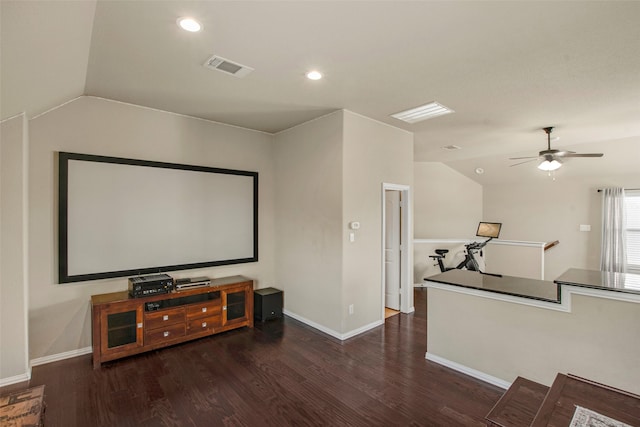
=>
[58,152,258,283]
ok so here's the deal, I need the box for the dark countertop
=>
[425,269,560,303]
[554,268,640,296]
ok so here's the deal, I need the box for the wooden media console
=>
[91,275,253,369]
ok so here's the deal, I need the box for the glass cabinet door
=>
[223,289,246,325]
[101,305,143,354]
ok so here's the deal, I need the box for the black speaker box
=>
[254,287,283,322]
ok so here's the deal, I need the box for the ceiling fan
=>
[510,127,603,171]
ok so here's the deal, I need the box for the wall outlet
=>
[348,304,354,315]
[579,224,591,232]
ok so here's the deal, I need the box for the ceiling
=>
[2,1,639,174]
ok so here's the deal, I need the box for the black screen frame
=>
[58,152,258,283]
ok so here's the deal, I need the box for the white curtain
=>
[600,188,627,273]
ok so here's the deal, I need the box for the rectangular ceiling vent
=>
[203,55,254,78]
[442,145,462,151]
[391,102,454,124]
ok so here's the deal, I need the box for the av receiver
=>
[128,274,174,298]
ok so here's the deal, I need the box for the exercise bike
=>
[429,238,492,273]
[429,221,503,274]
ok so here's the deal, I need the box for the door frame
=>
[381,183,412,318]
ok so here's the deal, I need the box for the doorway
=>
[384,190,401,311]
[381,183,412,319]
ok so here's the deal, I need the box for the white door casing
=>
[381,183,412,317]
[385,190,401,310]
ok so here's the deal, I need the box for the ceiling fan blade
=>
[510,159,538,167]
[508,156,538,160]
[552,151,574,157]
[562,153,604,158]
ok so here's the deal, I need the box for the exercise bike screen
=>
[476,222,502,239]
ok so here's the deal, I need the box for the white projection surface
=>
[60,154,257,282]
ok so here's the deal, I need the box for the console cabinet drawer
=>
[144,307,185,330]
[187,315,221,335]
[144,322,186,345]
[186,301,221,320]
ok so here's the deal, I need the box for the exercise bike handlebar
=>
[465,237,493,251]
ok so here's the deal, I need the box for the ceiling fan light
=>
[537,159,562,171]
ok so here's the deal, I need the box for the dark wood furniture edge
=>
[567,373,640,400]
[531,373,640,427]
[91,303,102,369]
[485,376,549,427]
[529,373,568,427]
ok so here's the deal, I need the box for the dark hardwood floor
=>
[1,289,503,426]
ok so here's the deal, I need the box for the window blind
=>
[625,189,640,272]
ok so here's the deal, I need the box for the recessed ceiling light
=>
[475,168,484,175]
[177,17,202,32]
[306,70,323,80]
[391,102,454,124]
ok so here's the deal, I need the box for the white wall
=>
[0,114,29,382]
[427,287,640,394]
[413,162,483,282]
[27,96,276,360]
[274,112,344,333]
[414,162,482,238]
[274,110,413,336]
[483,176,640,280]
[483,242,544,280]
[342,111,413,328]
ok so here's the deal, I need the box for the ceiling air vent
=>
[203,55,254,78]
[391,102,454,124]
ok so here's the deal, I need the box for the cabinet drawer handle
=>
[202,307,207,313]
[163,315,169,321]
[202,322,207,328]
[223,305,227,311]
[163,331,170,337]
[137,323,143,329]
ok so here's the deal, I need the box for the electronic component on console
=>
[174,276,211,290]
[128,274,174,298]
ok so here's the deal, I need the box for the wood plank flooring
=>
[384,307,400,318]
[1,289,503,426]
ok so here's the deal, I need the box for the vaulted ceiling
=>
[2,1,639,177]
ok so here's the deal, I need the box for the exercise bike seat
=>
[435,249,449,256]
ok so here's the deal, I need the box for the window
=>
[625,190,640,273]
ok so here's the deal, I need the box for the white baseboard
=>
[342,319,385,340]
[30,346,92,367]
[283,310,383,341]
[2,347,92,386]
[0,370,31,387]
[283,309,343,339]
[425,352,511,390]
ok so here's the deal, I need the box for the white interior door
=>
[385,190,401,310]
